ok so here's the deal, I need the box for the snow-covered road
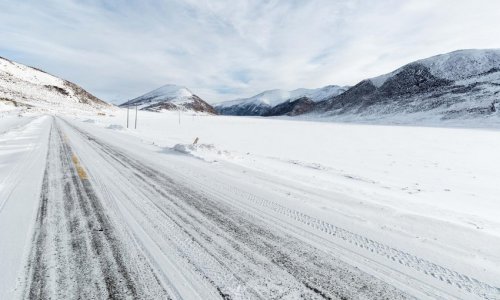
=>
[1,115,499,299]
[21,118,169,299]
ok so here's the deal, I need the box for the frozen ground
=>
[1,108,499,299]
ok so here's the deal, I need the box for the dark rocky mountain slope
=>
[311,49,500,121]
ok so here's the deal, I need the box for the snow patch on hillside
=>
[0,56,112,113]
[0,57,61,87]
[420,49,500,80]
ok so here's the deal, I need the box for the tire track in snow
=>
[231,187,500,299]
[167,155,500,300]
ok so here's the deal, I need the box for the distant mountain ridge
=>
[120,84,216,114]
[312,49,500,121]
[4,49,499,123]
[215,85,348,116]
[215,49,500,121]
[0,56,111,112]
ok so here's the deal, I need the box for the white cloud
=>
[1,0,500,104]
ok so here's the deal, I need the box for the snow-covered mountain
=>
[120,84,216,114]
[0,56,111,113]
[215,85,348,116]
[313,49,500,121]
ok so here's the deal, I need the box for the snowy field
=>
[75,110,500,281]
[1,108,500,299]
[83,110,500,227]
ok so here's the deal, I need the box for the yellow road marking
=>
[71,154,79,164]
[71,154,88,180]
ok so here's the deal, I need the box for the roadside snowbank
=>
[172,142,233,162]
[0,116,51,299]
[106,124,125,130]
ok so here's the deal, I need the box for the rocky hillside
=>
[120,84,216,114]
[0,56,111,113]
[312,49,500,121]
[263,97,315,116]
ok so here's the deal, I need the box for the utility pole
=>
[126,105,129,128]
[135,105,138,129]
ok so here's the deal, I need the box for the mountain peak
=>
[139,84,193,101]
[371,48,500,87]
[154,84,192,94]
[314,48,500,121]
[416,48,500,81]
[120,84,216,114]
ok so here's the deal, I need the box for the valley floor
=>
[1,110,499,299]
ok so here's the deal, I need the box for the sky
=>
[1,0,500,104]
